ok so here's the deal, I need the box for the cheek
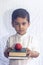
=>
[24,25,29,29]
[15,26,19,30]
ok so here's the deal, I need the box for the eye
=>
[22,22,26,25]
[15,22,19,25]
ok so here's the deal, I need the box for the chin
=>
[18,32,26,35]
[17,31,26,35]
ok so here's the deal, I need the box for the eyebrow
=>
[15,20,27,23]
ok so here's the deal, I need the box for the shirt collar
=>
[16,32,28,38]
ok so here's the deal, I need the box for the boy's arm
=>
[26,36,40,58]
[26,48,39,58]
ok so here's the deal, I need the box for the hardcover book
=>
[9,56,28,60]
[9,48,26,57]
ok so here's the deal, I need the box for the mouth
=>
[17,30,26,35]
[19,30,24,32]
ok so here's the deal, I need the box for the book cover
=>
[9,48,26,57]
[9,56,28,60]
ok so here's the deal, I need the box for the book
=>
[9,56,28,60]
[9,48,26,57]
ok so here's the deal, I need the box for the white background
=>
[0,0,43,65]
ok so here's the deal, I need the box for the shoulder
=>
[29,34,38,41]
[7,33,17,41]
[30,35,39,47]
[27,34,33,41]
[32,35,39,43]
[28,34,39,45]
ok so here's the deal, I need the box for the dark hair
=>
[12,8,30,23]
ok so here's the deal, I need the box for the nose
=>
[19,24,23,29]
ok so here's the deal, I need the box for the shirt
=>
[6,32,40,65]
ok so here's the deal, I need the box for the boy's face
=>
[12,17,30,35]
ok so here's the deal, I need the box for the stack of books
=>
[9,48,28,59]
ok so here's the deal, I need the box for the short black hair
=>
[12,8,30,23]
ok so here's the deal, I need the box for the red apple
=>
[15,43,22,50]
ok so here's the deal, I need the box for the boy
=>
[4,8,40,65]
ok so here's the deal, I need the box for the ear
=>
[11,21,15,27]
[28,22,30,27]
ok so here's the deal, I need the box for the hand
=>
[26,48,31,57]
[26,48,39,58]
[4,47,12,58]
[26,50,32,57]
